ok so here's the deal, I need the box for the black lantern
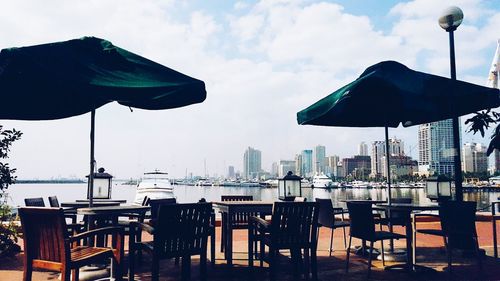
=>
[278,171,302,201]
[425,175,452,202]
[86,167,113,199]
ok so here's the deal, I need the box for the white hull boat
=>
[311,174,336,188]
[134,171,175,205]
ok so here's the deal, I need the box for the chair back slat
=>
[270,202,319,247]
[48,196,60,207]
[221,195,254,226]
[25,197,45,207]
[155,203,212,258]
[19,207,68,263]
[148,198,177,222]
[347,202,375,240]
[439,201,477,250]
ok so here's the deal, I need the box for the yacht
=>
[351,180,369,188]
[311,174,336,188]
[133,170,175,205]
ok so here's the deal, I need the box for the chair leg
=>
[201,250,208,281]
[181,255,192,281]
[345,236,352,273]
[210,230,216,267]
[474,237,483,271]
[152,255,159,281]
[260,233,265,267]
[304,248,310,280]
[493,217,498,259]
[444,238,452,277]
[220,213,226,252]
[23,261,33,281]
[248,226,254,267]
[380,240,385,266]
[61,267,70,281]
[311,247,318,281]
[367,241,374,278]
[329,228,334,257]
[71,268,79,281]
[342,226,347,249]
[269,245,276,281]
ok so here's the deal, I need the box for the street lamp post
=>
[439,6,464,201]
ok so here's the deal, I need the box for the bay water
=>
[4,182,499,211]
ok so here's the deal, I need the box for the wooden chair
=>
[345,202,405,278]
[129,203,213,281]
[249,202,320,281]
[415,201,482,274]
[493,201,500,259]
[24,197,45,207]
[148,198,177,225]
[220,195,254,253]
[19,207,124,281]
[377,198,412,250]
[315,198,349,256]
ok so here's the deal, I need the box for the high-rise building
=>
[243,147,262,179]
[228,166,235,179]
[326,155,340,178]
[418,120,457,176]
[294,154,303,176]
[493,149,500,174]
[370,138,405,178]
[278,160,296,178]
[314,145,326,173]
[342,155,371,178]
[462,143,488,173]
[358,142,368,156]
[301,150,313,177]
[271,162,279,178]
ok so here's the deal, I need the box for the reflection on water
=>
[6,183,499,211]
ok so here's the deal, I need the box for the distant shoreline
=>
[15,179,85,184]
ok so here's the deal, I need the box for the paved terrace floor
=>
[1,219,498,281]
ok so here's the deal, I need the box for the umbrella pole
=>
[385,126,392,205]
[88,109,96,208]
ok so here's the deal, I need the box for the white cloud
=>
[1,0,498,179]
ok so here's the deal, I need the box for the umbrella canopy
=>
[0,36,206,120]
[297,60,499,203]
[297,61,499,127]
[0,37,207,206]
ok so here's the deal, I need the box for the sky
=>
[0,0,499,180]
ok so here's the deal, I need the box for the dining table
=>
[60,201,123,209]
[75,199,128,203]
[374,203,440,272]
[212,201,274,266]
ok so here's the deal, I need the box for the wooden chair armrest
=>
[130,221,155,234]
[69,226,123,242]
[249,216,270,232]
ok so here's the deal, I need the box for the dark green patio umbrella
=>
[297,61,499,202]
[0,37,207,206]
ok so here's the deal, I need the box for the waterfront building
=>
[314,145,326,174]
[358,142,368,156]
[278,160,296,178]
[294,154,303,176]
[243,147,262,180]
[492,149,500,174]
[326,155,340,178]
[228,166,235,179]
[462,143,488,173]
[271,162,279,178]
[342,155,371,179]
[418,120,458,176]
[381,155,417,179]
[370,138,405,178]
[301,150,313,177]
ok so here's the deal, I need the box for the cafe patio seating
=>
[18,207,124,281]
[345,202,405,278]
[24,197,45,207]
[315,198,349,257]
[248,201,320,281]
[415,201,482,274]
[129,203,213,281]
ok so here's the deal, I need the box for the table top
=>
[77,205,150,216]
[341,199,387,204]
[212,201,274,206]
[374,203,440,211]
[75,199,127,203]
[61,201,122,208]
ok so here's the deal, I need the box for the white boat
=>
[311,174,336,188]
[133,171,175,204]
[351,180,369,188]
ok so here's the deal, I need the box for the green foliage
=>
[0,125,22,258]
[465,110,500,156]
[0,126,22,191]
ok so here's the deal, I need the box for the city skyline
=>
[1,1,498,180]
